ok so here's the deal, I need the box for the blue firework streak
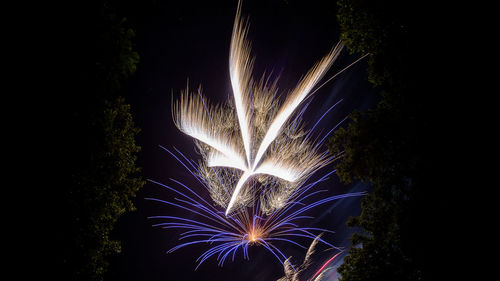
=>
[146,118,364,270]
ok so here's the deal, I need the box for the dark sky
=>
[107,1,379,280]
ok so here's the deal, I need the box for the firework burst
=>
[147,1,365,270]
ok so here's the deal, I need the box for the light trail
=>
[308,252,342,281]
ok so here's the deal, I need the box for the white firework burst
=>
[173,1,344,216]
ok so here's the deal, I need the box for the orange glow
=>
[248,228,264,243]
[249,233,257,242]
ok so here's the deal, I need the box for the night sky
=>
[107,1,379,280]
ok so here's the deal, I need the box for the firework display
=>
[147,1,364,270]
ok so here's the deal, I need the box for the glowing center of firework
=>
[249,233,257,242]
[247,228,263,243]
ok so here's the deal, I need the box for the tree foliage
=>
[67,97,143,279]
[329,0,438,280]
[56,1,144,280]
[96,6,140,93]
[336,0,412,88]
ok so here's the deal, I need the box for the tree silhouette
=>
[55,2,144,280]
[329,0,444,280]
